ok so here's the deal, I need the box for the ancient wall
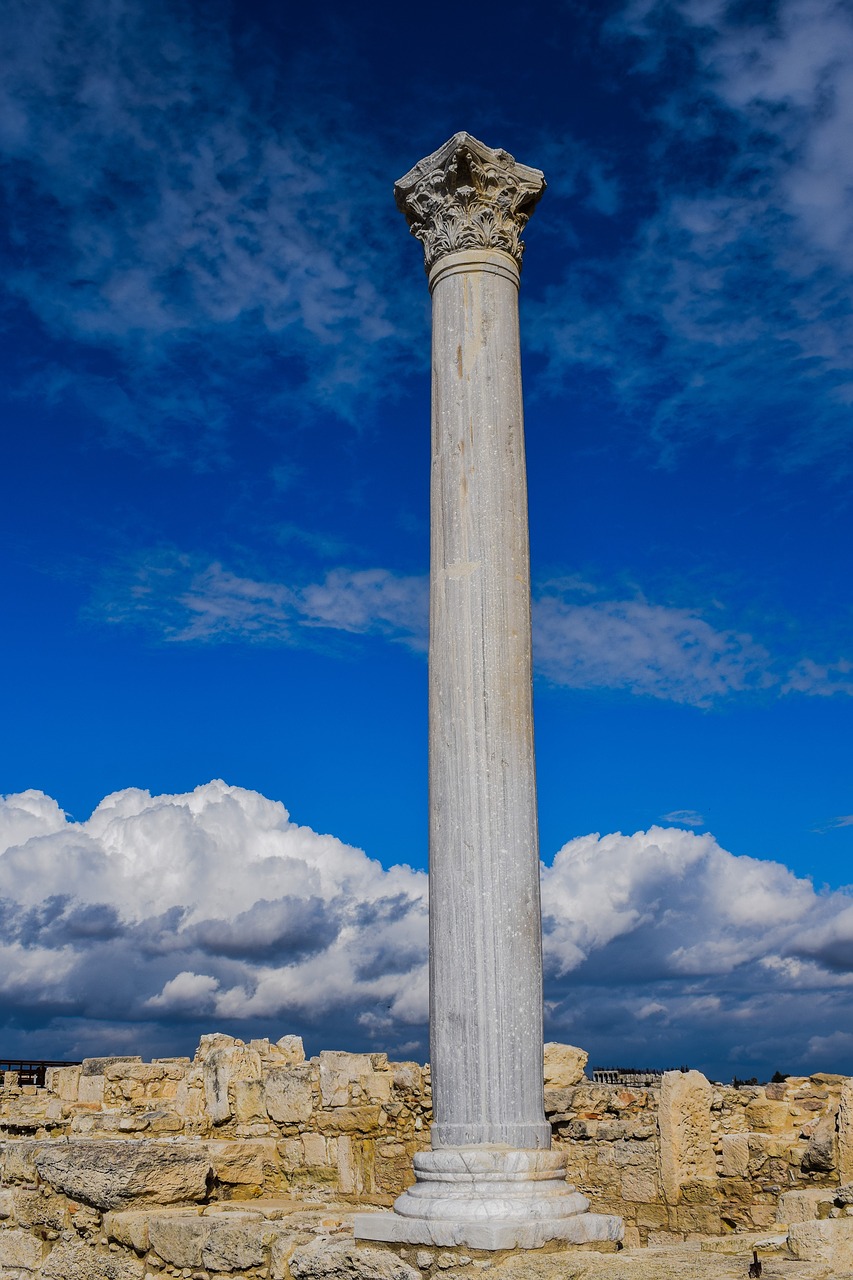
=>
[2,1037,853,1275]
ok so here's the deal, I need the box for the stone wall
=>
[2,1036,853,1274]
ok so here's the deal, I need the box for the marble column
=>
[355,134,622,1250]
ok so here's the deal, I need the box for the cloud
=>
[824,815,853,831]
[528,0,853,473]
[0,780,428,1059]
[783,657,853,697]
[91,549,853,705]
[90,552,430,651]
[2,782,853,1078]
[660,809,704,827]
[541,824,853,1076]
[533,590,774,706]
[0,0,422,457]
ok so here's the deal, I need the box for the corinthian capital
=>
[395,133,546,272]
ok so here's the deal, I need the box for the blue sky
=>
[1,0,852,1081]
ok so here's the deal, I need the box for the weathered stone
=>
[543,1044,588,1089]
[620,1169,657,1202]
[719,1135,749,1178]
[277,1034,306,1063]
[11,1187,67,1230]
[202,1043,262,1126]
[0,1139,47,1184]
[34,1140,212,1210]
[147,1212,210,1266]
[40,1238,145,1280]
[777,1188,836,1224]
[202,1210,266,1270]
[208,1137,275,1186]
[317,1106,382,1135]
[659,1070,715,1206]
[103,1209,152,1253]
[45,1065,82,1102]
[0,1227,44,1272]
[801,1112,836,1172]
[840,1079,853,1183]
[81,1057,143,1076]
[265,1066,315,1124]
[291,1238,420,1280]
[788,1216,853,1268]
[303,1132,330,1165]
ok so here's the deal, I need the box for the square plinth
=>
[353,1210,624,1251]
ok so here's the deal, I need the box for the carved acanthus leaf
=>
[395,133,546,271]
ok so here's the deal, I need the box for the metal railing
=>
[1,1060,80,1088]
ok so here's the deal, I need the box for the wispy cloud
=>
[89,549,853,706]
[91,551,429,650]
[0,0,422,458]
[783,657,853,697]
[534,589,773,706]
[661,809,705,827]
[528,0,853,473]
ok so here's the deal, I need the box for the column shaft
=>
[428,249,548,1150]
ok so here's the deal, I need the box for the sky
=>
[1,0,852,1083]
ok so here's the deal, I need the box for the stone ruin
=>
[2,1035,853,1278]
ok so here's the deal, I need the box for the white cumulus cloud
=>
[2,781,853,1080]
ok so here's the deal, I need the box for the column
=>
[355,133,622,1250]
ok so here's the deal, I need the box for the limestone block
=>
[840,1079,853,1183]
[636,1204,668,1229]
[744,1098,792,1132]
[11,1188,67,1231]
[658,1070,715,1206]
[77,1074,106,1105]
[337,1135,357,1195]
[277,1034,306,1063]
[788,1217,853,1268]
[361,1072,392,1104]
[319,1052,379,1108]
[82,1056,143,1076]
[303,1132,329,1165]
[265,1065,315,1124]
[104,1209,152,1252]
[202,1043,262,1125]
[0,1188,14,1218]
[103,1062,186,1107]
[174,1067,205,1120]
[147,1212,210,1267]
[0,1139,46,1183]
[234,1077,266,1122]
[392,1063,423,1094]
[34,1139,212,1210]
[543,1043,588,1088]
[41,1239,144,1279]
[290,1238,420,1280]
[802,1111,837,1172]
[208,1137,276,1186]
[202,1210,266,1270]
[720,1133,750,1177]
[272,1226,324,1279]
[45,1065,81,1101]
[0,1227,44,1272]
[316,1106,382,1134]
[195,1031,237,1058]
[620,1168,657,1202]
[278,1137,304,1171]
[777,1188,836,1224]
[675,1204,721,1235]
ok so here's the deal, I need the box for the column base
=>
[353,1147,624,1251]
